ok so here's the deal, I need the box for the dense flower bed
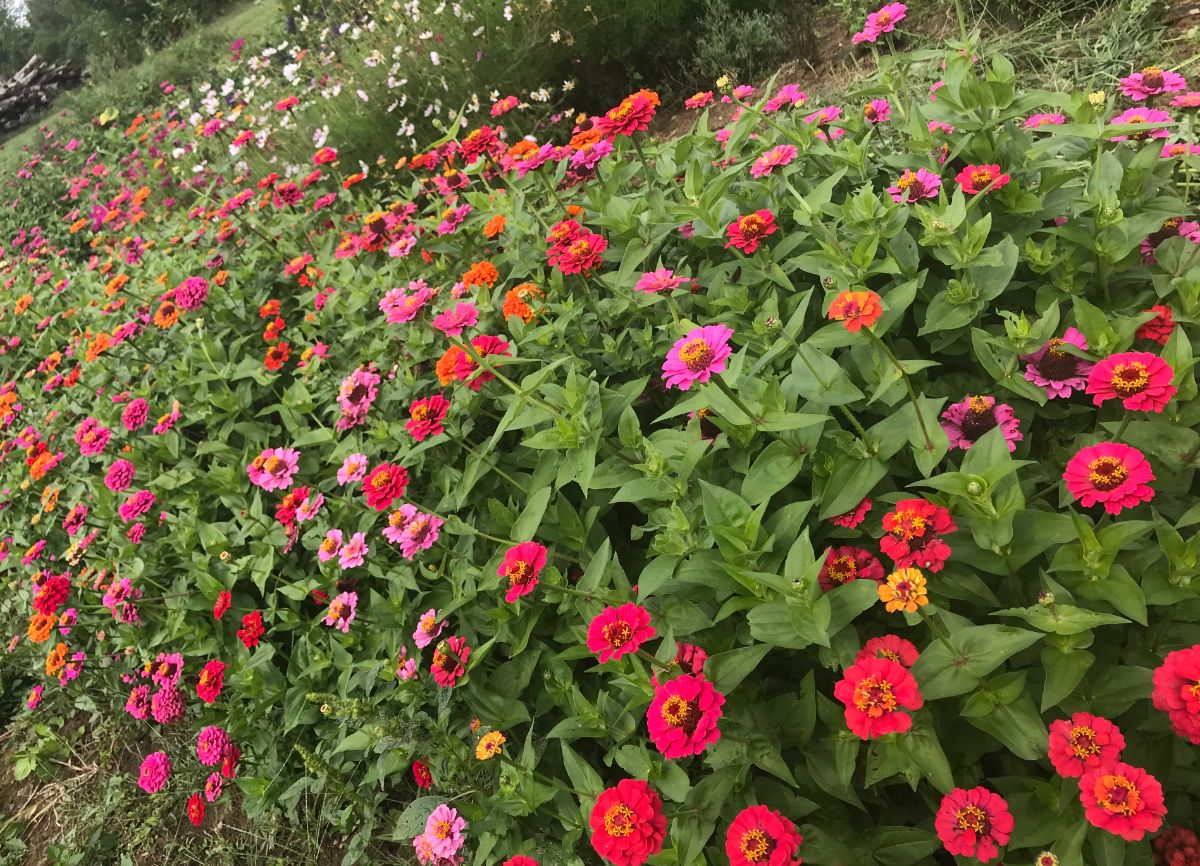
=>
[3,3,1200,864]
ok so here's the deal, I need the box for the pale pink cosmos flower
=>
[413,609,447,648]
[750,144,798,178]
[432,301,479,336]
[1120,66,1188,101]
[337,453,368,485]
[853,3,906,44]
[635,269,689,293]
[338,532,368,569]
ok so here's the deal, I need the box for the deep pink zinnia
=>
[499,541,548,603]
[646,674,724,758]
[587,603,656,663]
[1119,66,1188,101]
[1086,351,1177,412]
[661,325,733,391]
[853,3,906,44]
[750,145,798,178]
[1110,107,1174,141]
[939,395,1022,452]
[888,168,941,203]
[1048,712,1126,778]
[1021,328,1093,399]
[1063,442,1155,515]
[935,787,1013,863]
[362,462,409,510]
[405,395,450,441]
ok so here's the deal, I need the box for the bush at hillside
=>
[2,2,1200,864]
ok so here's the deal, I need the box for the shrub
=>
[2,4,1200,866]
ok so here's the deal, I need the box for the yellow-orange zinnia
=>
[878,568,929,613]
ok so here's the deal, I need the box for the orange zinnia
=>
[828,290,883,332]
[153,301,180,329]
[462,260,499,289]
[27,612,55,644]
[502,283,543,323]
[45,642,68,677]
[482,215,506,238]
[436,346,465,385]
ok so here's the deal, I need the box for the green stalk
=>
[864,326,935,454]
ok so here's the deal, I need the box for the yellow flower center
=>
[1088,456,1128,491]
[956,805,987,833]
[740,829,772,861]
[970,168,994,187]
[827,555,857,583]
[852,675,897,718]
[603,803,635,837]
[1110,362,1149,396]
[1070,725,1100,758]
[432,819,453,839]
[660,694,697,730]
[604,621,633,648]
[738,215,766,236]
[1097,775,1140,816]
[678,338,715,372]
[507,560,531,587]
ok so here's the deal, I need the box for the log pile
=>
[0,56,80,133]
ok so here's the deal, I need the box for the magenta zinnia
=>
[646,674,724,758]
[661,325,733,391]
[1063,442,1155,515]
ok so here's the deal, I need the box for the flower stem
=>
[864,326,935,456]
[712,377,759,426]
[1110,411,1131,443]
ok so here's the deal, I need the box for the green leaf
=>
[1041,648,1094,711]
[818,458,887,519]
[741,440,805,506]
[869,826,941,866]
[912,625,1042,700]
[560,743,603,797]
[706,644,772,694]
[392,796,442,838]
[510,485,551,541]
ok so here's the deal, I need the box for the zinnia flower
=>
[1047,712,1125,778]
[589,779,666,866]
[827,290,882,332]
[418,804,467,859]
[888,168,941,203]
[880,499,957,571]
[587,604,656,662]
[1086,351,1176,411]
[1064,443,1155,515]
[818,545,885,592]
[750,145,798,178]
[833,656,922,739]
[1136,305,1175,345]
[432,302,479,337]
[431,636,471,687]
[412,760,433,789]
[1151,644,1200,744]
[1024,113,1065,129]
[853,2,906,44]
[828,497,871,528]
[323,591,358,632]
[935,787,1013,863]
[878,568,929,613]
[362,462,409,510]
[196,725,232,766]
[597,90,659,137]
[1078,762,1166,841]
[725,210,777,254]
[635,269,689,294]
[476,731,506,760]
[955,164,1011,195]
[1110,107,1174,141]
[646,674,724,758]
[499,542,548,603]
[725,804,804,866]
[196,659,226,704]
[138,751,171,793]
[863,99,891,123]
[856,635,919,668]
[247,447,300,492]
[1119,66,1188,101]
[940,395,1022,452]
[238,610,265,648]
[337,532,369,569]
[337,453,368,485]
[661,325,734,391]
[1021,328,1094,399]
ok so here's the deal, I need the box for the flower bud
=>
[1088,91,1106,109]
[1038,591,1056,607]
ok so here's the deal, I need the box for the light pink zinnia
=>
[887,168,941,203]
[323,591,358,632]
[750,144,798,178]
[635,269,689,293]
[247,447,300,491]
[661,325,734,391]
[432,301,479,336]
[763,84,806,113]
[318,528,343,563]
[413,609,446,649]
[337,453,368,485]
[419,804,466,859]
[863,99,891,123]
[338,532,368,569]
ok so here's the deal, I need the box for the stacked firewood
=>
[0,56,80,133]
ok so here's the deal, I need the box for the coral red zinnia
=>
[725,210,777,254]
[833,657,923,739]
[646,674,724,758]
[880,498,957,572]
[1086,351,1177,412]
[587,604,656,663]
[818,545,885,592]
[955,164,1011,195]
[1063,442,1155,515]
[935,787,1013,863]
[362,462,409,511]
[589,779,666,866]
[855,635,919,668]
[725,805,804,866]
[1047,712,1125,778]
[499,542,548,603]
[1152,644,1200,744]
[1078,762,1166,841]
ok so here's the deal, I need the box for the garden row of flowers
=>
[2,2,1200,864]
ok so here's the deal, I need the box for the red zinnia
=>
[855,635,919,668]
[196,659,227,704]
[828,497,871,528]
[431,636,471,688]
[955,163,1011,195]
[818,545,885,592]
[1086,351,1177,412]
[726,804,804,866]
[587,604,656,663]
[498,541,548,603]
[725,209,777,254]
[362,462,409,510]
[1047,712,1125,778]
[880,498,957,572]
[1152,644,1200,744]
[596,90,659,138]
[264,342,291,371]
[1136,305,1176,346]
[589,779,667,866]
[1078,762,1166,841]
[405,395,450,441]
[213,591,231,620]
[833,657,923,739]
[935,787,1013,863]
[412,759,433,789]
[187,792,205,827]
[237,610,265,648]
[646,674,724,758]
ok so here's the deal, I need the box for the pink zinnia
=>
[587,603,655,662]
[138,751,171,793]
[405,395,450,440]
[1161,141,1200,158]
[684,91,714,110]
[662,324,734,391]
[1064,442,1155,515]
[1119,66,1188,101]
[1171,91,1200,108]
[724,209,777,253]
[1047,712,1125,778]
[318,528,343,563]
[828,497,871,528]
[105,458,135,491]
[763,84,806,113]
[1110,107,1174,141]
[863,99,891,123]
[337,453,368,485]
[118,489,156,522]
[635,269,689,293]
[380,281,435,324]
[1086,351,1176,412]
[121,398,149,431]
[646,674,724,758]
[323,591,358,632]
[419,804,466,859]
[935,787,1013,863]
[939,395,1022,452]
[413,609,446,649]
[1024,113,1065,129]
[499,541,548,603]
[383,504,443,559]
[853,3,906,44]
[1021,328,1094,399]
[431,301,479,336]
[196,725,232,766]
[338,532,368,569]
[174,276,210,311]
[247,447,300,491]
[750,144,798,178]
[888,168,941,203]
